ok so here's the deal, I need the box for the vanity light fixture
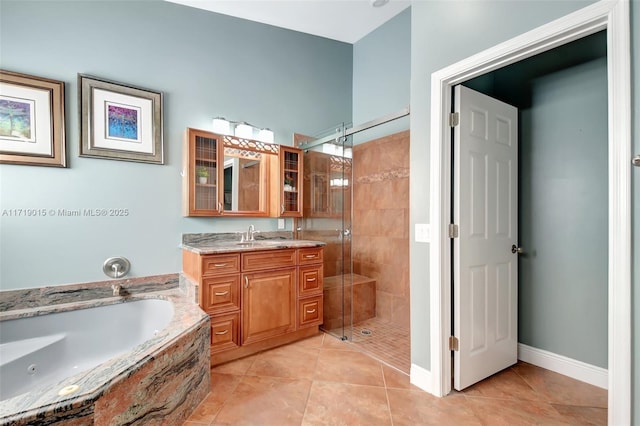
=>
[212,117,275,143]
[234,122,254,139]
[212,117,231,134]
[257,128,274,143]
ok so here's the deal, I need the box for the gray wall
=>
[352,7,410,142]
[411,0,637,420]
[409,0,600,371]
[518,57,608,369]
[0,0,352,289]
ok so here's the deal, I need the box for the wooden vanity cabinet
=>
[183,246,324,366]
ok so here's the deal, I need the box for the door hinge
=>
[448,223,459,238]
[449,336,459,351]
[449,112,459,127]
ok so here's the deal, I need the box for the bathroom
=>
[0,0,411,422]
[2,0,638,424]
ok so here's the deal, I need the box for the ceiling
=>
[165,0,411,44]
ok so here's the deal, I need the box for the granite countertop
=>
[181,239,326,255]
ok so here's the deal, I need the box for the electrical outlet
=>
[278,218,285,229]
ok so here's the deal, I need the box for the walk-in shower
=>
[297,109,411,372]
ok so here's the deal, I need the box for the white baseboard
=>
[409,363,432,393]
[517,343,607,389]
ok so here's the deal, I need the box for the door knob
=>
[511,244,523,254]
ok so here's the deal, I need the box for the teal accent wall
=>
[0,0,352,289]
[518,57,608,369]
[352,7,410,142]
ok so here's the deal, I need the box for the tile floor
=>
[184,332,607,425]
[350,317,411,374]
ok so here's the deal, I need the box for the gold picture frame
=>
[0,70,67,167]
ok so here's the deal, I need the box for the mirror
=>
[220,137,278,216]
[223,151,264,212]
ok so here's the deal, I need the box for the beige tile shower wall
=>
[352,130,410,328]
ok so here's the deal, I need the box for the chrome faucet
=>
[240,224,259,242]
[247,224,257,241]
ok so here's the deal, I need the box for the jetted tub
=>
[0,299,174,401]
[0,280,210,426]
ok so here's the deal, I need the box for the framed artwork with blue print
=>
[79,74,163,164]
[0,70,66,167]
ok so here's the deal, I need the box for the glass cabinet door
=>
[279,147,303,217]
[184,128,223,216]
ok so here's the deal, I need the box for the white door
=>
[453,85,519,390]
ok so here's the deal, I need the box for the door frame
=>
[428,1,631,424]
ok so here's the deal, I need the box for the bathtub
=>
[0,299,174,401]
[0,276,210,425]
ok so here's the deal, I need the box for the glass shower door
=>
[298,126,353,341]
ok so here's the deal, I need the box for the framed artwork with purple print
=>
[0,70,66,167]
[79,74,163,164]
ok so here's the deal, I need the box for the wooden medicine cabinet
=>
[183,128,305,218]
[183,128,278,217]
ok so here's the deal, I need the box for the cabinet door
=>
[242,269,296,345]
[279,147,303,217]
[183,128,223,216]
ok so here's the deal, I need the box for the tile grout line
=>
[300,333,327,424]
[381,363,395,426]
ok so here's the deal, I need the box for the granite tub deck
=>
[0,274,210,426]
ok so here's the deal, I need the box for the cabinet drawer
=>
[202,254,240,276]
[210,312,240,353]
[242,249,296,272]
[298,247,323,265]
[201,275,240,314]
[298,296,323,329]
[298,265,323,297]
